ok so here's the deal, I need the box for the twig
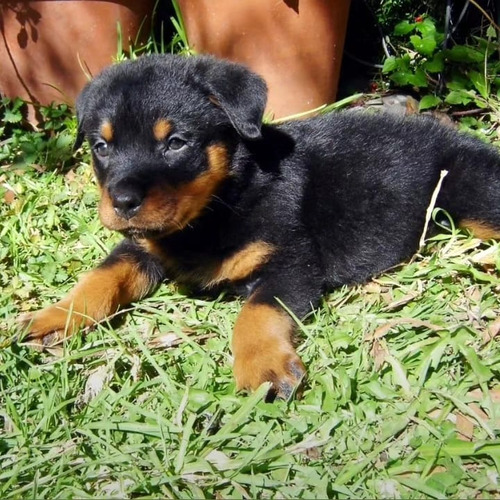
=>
[451,108,486,117]
[468,0,500,32]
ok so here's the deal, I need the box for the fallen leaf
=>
[77,363,114,406]
[382,291,420,311]
[370,339,389,370]
[482,317,500,345]
[472,245,498,266]
[468,388,500,403]
[148,329,213,349]
[3,189,16,204]
[456,412,474,441]
[469,403,489,422]
[365,318,443,341]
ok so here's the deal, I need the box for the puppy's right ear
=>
[195,57,267,141]
[73,84,91,151]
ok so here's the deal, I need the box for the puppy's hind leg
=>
[440,139,500,240]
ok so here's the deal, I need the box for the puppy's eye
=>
[167,136,186,151]
[94,141,109,158]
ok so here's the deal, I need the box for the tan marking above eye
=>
[153,119,172,141]
[100,121,114,142]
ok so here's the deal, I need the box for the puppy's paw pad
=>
[235,352,306,401]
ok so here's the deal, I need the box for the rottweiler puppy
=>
[19,54,500,399]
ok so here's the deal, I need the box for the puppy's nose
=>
[109,183,145,220]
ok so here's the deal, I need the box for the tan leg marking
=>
[207,241,274,287]
[232,302,305,398]
[19,259,151,344]
[460,219,500,240]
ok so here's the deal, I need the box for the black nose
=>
[109,182,145,220]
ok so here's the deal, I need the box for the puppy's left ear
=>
[73,83,91,151]
[73,127,85,151]
[197,57,267,141]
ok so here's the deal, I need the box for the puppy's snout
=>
[109,181,145,220]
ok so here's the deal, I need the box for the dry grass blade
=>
[418,169,448,250]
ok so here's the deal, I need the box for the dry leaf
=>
[77,364,114,406]
[3,189,16,204]
[469,403,489,422]
[382,291,420,311]
[456,413,474,441]
[130,354,142,382]
[472,245,498,266]
[370,339,389,370]
[483,317,500,345]
[363,282,382,294]
[365,318,443,341]
[148,328,213,349]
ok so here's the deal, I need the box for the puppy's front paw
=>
[234,348,305,400]
[232,302,306,400]
[17,303,88,346]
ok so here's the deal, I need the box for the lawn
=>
[2,28,500,500]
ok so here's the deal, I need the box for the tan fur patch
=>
[153,119,172,141]
[100,120,114,142]
[232,302,303,391]
[98,143,230,235]
[208,241,274,287]
[21,259,151,342]
[167,143,230,228]
[460,219,500,240]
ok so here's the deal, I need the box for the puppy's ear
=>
[73,84,91,151]
[197,57,267,140]
[73,127,85,151]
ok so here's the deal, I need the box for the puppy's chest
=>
[141,238,274,292]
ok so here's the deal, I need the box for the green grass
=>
[1,112,500,498]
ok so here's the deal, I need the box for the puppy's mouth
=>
[98,184,208,239]
[119,226,175,240]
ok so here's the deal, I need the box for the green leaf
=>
[468,70,489,99]
[487,25,497,39]
[416,18,437,38]
[394,20,416,36]
[410,35,437,56]
[445,45,485,63]
[445,90,473,106]
[457,344,494,383]
[382,56,398,73]
[3,108,22,123]
[390,71,414,87]
[419,95,442,111]
[425,52,444,73]
[409,67,429,88]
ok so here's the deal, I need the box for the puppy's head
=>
[75,55,267,239]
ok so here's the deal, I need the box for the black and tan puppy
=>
[20,54,500,399]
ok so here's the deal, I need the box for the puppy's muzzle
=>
[109,181,146,220]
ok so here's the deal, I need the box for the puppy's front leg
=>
[18,239,165,345]
[232,278,322,400]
